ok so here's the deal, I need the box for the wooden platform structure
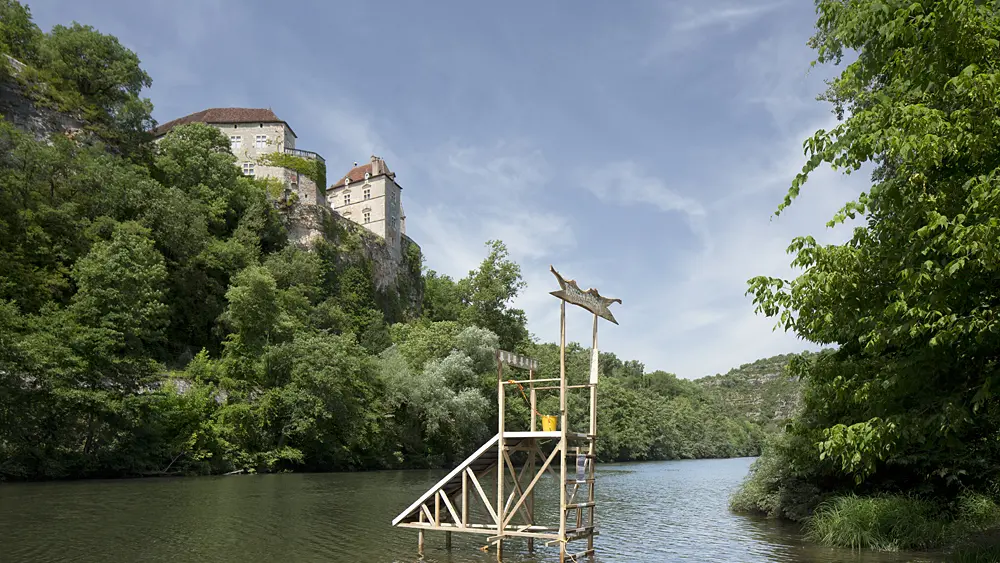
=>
[391,266,622,562]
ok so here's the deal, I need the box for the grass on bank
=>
[803,492,1000,553]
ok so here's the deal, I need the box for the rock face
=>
[280,202,424,322]
[0,56,87,141]
[695,352,806,428]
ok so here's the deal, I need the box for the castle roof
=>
[333,156,399,189]
[152,107,296,138]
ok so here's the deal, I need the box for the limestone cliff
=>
[280,202,424,322]
[0,56,87,142]
[695,352,805,428]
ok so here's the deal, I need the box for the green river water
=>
[0,457,950,562]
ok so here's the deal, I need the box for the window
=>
[343,193,351,205]
[390,216,396,229]
[363,212,371,223]
[242,162,255,176]
[230,135,242,150]
[363,188,371,200]
[255,135,267,149]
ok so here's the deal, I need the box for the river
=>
[0,457,947,562]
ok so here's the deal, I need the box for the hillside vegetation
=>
[697,353,804,431]
[0,0,803,481]
[730,0,1000,556]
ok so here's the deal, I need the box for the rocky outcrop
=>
[279,202,424,321]
[0,56,87,141]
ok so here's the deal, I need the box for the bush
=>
[729,432,824,522]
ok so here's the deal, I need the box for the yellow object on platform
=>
[541,415,558,432]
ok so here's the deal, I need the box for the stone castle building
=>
[152,108,327,207]
[328,156,407,251]
[153,108,409,253]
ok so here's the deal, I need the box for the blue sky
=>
[26,0,866,379]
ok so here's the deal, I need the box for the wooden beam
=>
[440,490,461,525]
[467,467,499,524]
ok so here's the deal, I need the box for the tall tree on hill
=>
[459,240,529,351]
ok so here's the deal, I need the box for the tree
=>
[0,0,42,63]
[42,22,151,113]
[459,240,529,350]
[422,269,463,322]
[40,22,155,154]
[70,221,168,355]
[747,0,1000,491]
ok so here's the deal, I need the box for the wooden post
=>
[446,531,452,550]
[462,469,469,528]
[496,351,505,560]
[527,447,535,553]
[529,367,537,432]
[558,300,568,563]
[589,313,599,553]
[418,510,425,556]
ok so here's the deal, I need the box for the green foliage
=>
[258,152,326,191]
[802,491,1000,552]
[0,0,42,63]
[458,240,529,350]
[733,0,1000,553]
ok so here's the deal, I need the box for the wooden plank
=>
[496,349,539,371]
[501,449,534,525]
[440,490,461,525]
[467,467,499,524]
[496,354,505,543]
[421,503,434,524]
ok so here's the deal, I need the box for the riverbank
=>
[730,451,1000,561]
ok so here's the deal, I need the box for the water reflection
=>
[0,457,950,563]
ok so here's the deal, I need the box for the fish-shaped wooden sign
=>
[549,265,622,324]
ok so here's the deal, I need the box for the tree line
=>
[0,0,778,481]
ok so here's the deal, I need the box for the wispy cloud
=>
[643,0,788,61]
[583,161,705,218]
[673,2,787,32]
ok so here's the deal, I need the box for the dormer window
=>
[364,171,370,179]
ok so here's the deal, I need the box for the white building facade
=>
[328,155,407,251]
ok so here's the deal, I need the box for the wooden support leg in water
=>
[496,538,503,561]
[418,510,425,556]
[445,531,451,549]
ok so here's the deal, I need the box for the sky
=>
[25,0,867,379]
